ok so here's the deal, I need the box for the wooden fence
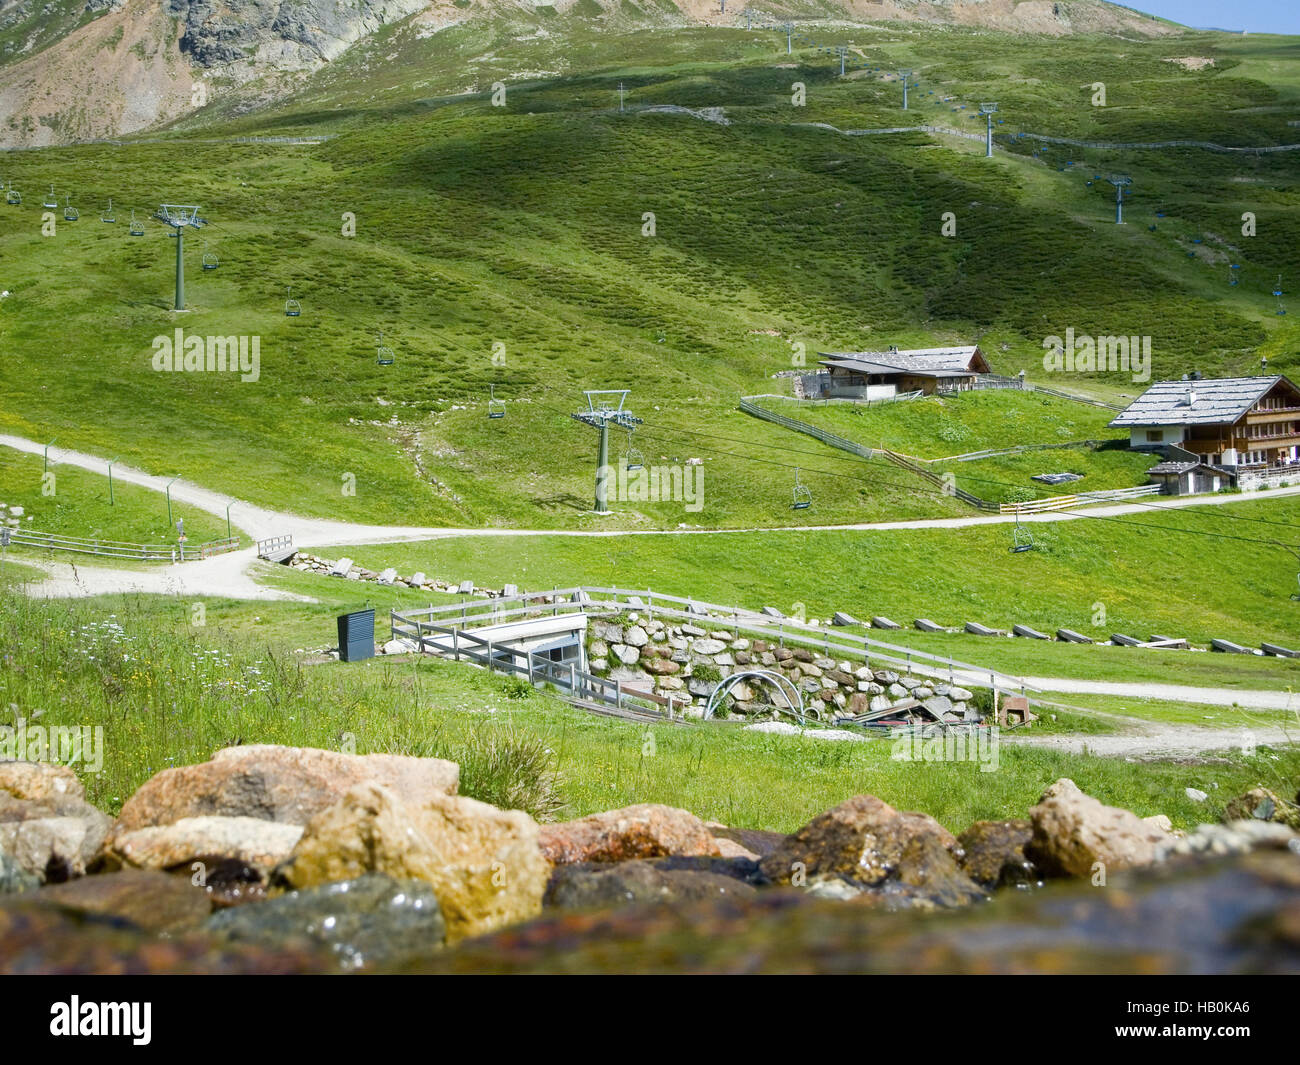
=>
[5,527,241,562]
[998,484,1161,514]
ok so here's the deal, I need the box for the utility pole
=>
[978,102,998,157]
[1104,175,1131,224]
[570,390,642,514]
[899,69,912,110]
[156,204,207,311]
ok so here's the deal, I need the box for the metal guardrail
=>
[999,484,1161,514]
[391,585,1036,694]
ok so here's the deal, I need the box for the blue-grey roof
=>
[818,346,985,377]
[1109,376,1292,427]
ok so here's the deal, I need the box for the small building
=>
[1109,374,1300,493]
[815,345,992,399]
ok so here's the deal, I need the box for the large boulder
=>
[105,815,304,875]
[758,795,982,908]
[114,745,459,831]
[1027,778,1171,878]
[208,874,446,970]
[539,804,722,865]
[0,764,110,883]
[276,783,548,944]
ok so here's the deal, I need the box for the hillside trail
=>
[5,433,1297,545]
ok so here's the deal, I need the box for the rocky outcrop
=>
[539,804,722,865]
[113,745,459,832]
[0,763,110,883]
[1028,778,1172,877]
[276,783,549,943]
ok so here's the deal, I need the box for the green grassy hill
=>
[1,19,1298,531]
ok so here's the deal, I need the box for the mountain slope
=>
[0,0,1178,146]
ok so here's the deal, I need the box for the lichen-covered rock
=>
[208,874,445,970]
[1223,788,1300,831]
[956,819,1036,889]
[114,745,459,832]
[758,795,981,908]
[539,804,722,865]
[276,783,548,944]
[0,761,85,803]
[544,860,757,910]
[1028,778,1170,878]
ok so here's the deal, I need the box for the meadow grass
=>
[2,584,1294,833]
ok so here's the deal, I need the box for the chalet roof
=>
[1109,376,1291,428]
[818,345,984,378]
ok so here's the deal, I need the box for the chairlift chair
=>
[1010,516,1035,553]
[101,198,115,223]
[201,242,218,271]
[376,331,395,366]
[487,383,506,419]
[129,209,144,236]
[5,184,19,206]
[63,198,78,222]
[790,468,812,510]
[284,285,301,317]
[622,426,644,470]
[43,185,57,209]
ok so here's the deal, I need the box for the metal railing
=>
[391,585,1036,695]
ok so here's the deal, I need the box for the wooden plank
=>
[871,616,901,630]
[1012,624,1050,640]
[1262,641,1300,658]
[1211,638,1252,654]
[914,618,947,633]
[1056,628,1093,644]
[964,621,1005,636]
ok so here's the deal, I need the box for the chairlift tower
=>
[742,6,753,29]
[835,46,848,76]
[618,81,625,112]
[1104,175,1131,224]
[978,102,998,157]
[155,204,206,311]
[783,22,794,55]
[570,390,642,514]
[899,69,912,110]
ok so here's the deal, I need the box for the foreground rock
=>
[0,854,40,894]
[539,804,722,865]
[276,783,548,943]
[114,745,460,832]
[0,764,110,883]
[0,900,330,974]
[545,859,758,910]
[208,874,445,970]
[759,795,983,908]
[1028,778,1171,878]
[405,851,1300,974]
[32,869,212,934]
[956,820,1036,889]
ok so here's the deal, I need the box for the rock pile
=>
[2,752,1297,973]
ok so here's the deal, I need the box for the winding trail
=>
[4,433,1297,720]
